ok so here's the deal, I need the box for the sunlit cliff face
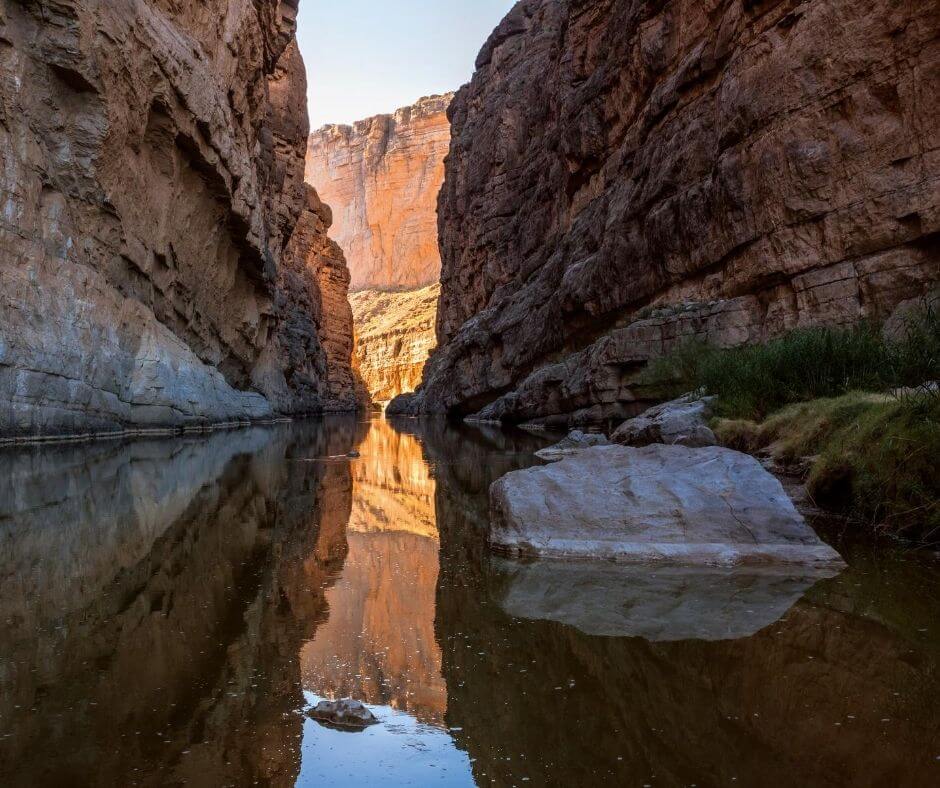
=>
[299,421,447,724]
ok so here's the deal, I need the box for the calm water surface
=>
[0,417,938,786]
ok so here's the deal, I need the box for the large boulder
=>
[535,430,610,461]
[489,445,844,567]
[611,394,717,447]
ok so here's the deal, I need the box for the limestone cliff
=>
[0,0,356,438]
[397,0,940,423]
[305,93,452,292]
[350,284,439,408]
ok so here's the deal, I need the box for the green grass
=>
[640,296,940,542]
[713,392,940,543]
[641,297,939,421]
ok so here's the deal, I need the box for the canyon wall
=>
[305,93,452,292]
[397,0,940,423]
[0,0,356,438]
[306,94,451,405]
[349,284,440,407]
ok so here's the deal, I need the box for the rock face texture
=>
[0,0,355,437]
[489,444,846,566]
[404,0,940,422]
[349,284,440,407]
[305,94,452,292]
[305,96,452,407]
[273,187,359,412]
[611,394,717,448]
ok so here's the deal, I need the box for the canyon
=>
[306,94,451,407]
[0,0,356,439]
[394,0,940,425]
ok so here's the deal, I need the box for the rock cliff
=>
[399,0,940,422]
[306,94,451,405]
[305,93,452,292]
[0,0,356,438]
[350,284,439,407]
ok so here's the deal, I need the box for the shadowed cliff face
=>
[407,0,940,421]
[0,1,355,436]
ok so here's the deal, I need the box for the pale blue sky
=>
[297,0,516,129]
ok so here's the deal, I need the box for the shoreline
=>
[0,411,361,450]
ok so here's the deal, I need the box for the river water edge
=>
[0,416,937,786]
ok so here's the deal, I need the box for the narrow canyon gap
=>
[305,94,452,408]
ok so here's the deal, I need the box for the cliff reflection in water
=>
[300,421,447,723]
[0,417,938,787]
[0,422,358,786]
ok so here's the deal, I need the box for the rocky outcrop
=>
[534,429,609,461]
[0,0,355,438]
[350,284,439,407]
[489,444,845,566]
[271,187,359,412]
[305,94,452,292]
[611,394,717,447]
[406,0,940,423]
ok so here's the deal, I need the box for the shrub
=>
[642,295,939,420]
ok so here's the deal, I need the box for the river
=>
[0,417,937,786]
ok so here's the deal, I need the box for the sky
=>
[296,0,516,129]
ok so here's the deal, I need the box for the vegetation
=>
[641,297,939,421]
[714,393,940,542]
[641,297,939,542]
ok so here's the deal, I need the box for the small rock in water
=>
[306,699,378,730]
[535,430,610,461]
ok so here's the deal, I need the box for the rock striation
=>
[349,284,440,408]
[401,0,940,423]
[305,94,453,292]
[0,0,356,438]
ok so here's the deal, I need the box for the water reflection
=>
[0,417,937,787]
[300,423,447,724]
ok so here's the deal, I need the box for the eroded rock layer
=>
[402,0,940,422]
[305,94,452,292]
[0,0,355,437]
[350,284,440,408]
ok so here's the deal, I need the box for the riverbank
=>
[636,301,939,544]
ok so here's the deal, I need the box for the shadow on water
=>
[0,417,937,786]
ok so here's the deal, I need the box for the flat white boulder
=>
[611,394,716,447]
[489,444,844,567]
[535,430,610,461]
